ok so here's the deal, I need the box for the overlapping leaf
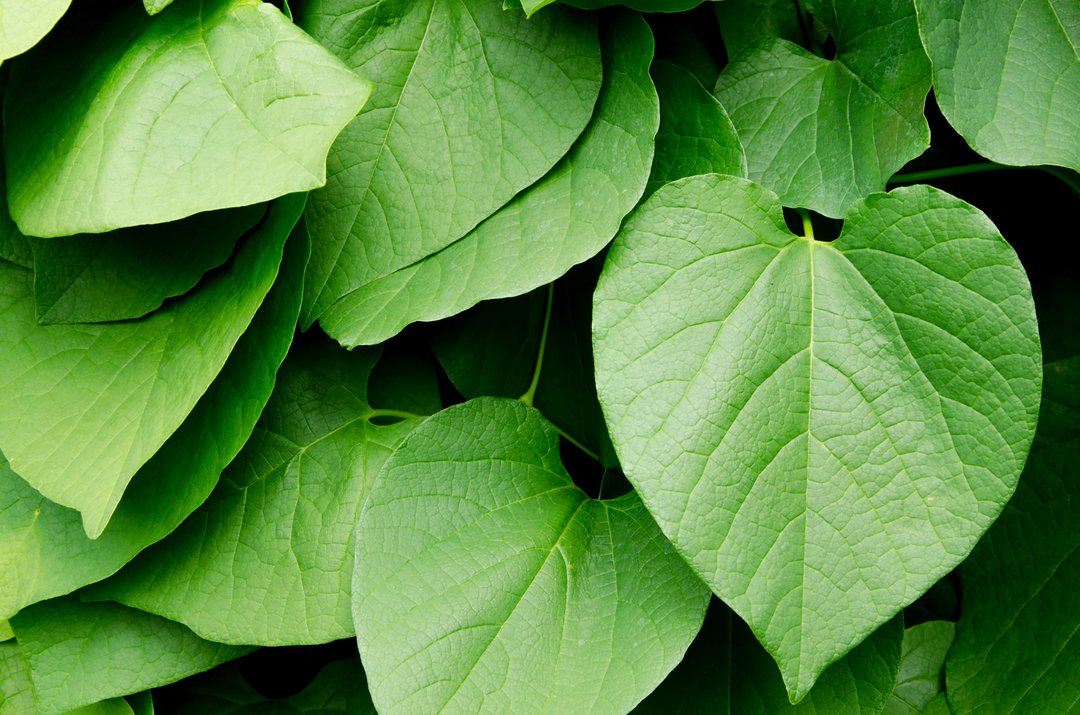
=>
[314,12,655,346]
[523,0,704,18]
[916,0,1080,171]
[0,212,306,619]
[0,194,303,539]
[9,597,251,715]
[714,0,931,217]
[947,358,1080,712]
[593,174,1041,699]
[31,204,265,324]
[88,337,427,645]
[0,0,71,61]
[354,397,710,714]
[4,0,370,237]
[884,621,954,714]
[299,0,602,325]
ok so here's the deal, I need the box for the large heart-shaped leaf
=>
[714,0,931,217]
[10,597,251,715]
[946,358,1080,712]
[298,0,601,325]
[0,194,304,538]
[0,0,71,61]
[314,11,654,346]
[0,214,306,619]
[915,0,1080,172]
[593,173,1041,699]
[353,397,710,714]
[87,337,425,645]
[4,0,370,237]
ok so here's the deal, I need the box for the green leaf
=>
[0,193,303,540]
[9,597,251,715]
[354,397,710,714]
[4,0,370,237]
[157,658,375,714]
[0,640,34,714]
[915,0,1080,172]
[144,0,175,14]
[635,603,903,714]
[431,260,618,466]
[647,60,745,197]
[714,0,805,61]
[593,174,1041,700]
[0,160,32,269]
[0,215,305,619]
[946,357,1080,713]
[714,0,931,217]
[31,203,265,325]
[0,0,71,61]
[314,11,653,346]
[884,621,954,715]
[87,337,424,645]
[524,0,704,18]
[299,0,602,326]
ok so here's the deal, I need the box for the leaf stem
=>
[519,283,555,408]
[551,422,602,464]
[799,209,814,240]
[888,162,1013,184]
[367,408,423,421]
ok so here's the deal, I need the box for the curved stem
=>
[798,208,814,240]
[519,283,555,408]
[888,162,1013,184]
[551,422,602,464]
[367,408,423,421]
[1043,166,1080,196]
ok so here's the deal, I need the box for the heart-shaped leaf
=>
[5,0,370,237]
[714,0,931,217]
[299,0,601,325]
[593,173,1041,699]
[915,0,1080,172]
[353,397,710,714]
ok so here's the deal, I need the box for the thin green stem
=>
[1043,166,1080,196]
[888,162,1012,184]
[799,209,814,240]
[597,467,611,500]
[367,408,423,421]
[551,422,602,464]
[519,283,555,408]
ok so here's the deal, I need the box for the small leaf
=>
[354,397,710,714]
[947,358,1080,712]
[884,621,954,714]
[593,174,1041,699]
[314,11,654,346]
[0,194,303,539]
[144,0,175,14]
[915,0,1080,171]
[299,0,602,326]
[714,0,931,217]
[0,0,71,61]
[87,336,424,645]
[31,203,265,325]
[5,0,370,237]
[9,597,251,715]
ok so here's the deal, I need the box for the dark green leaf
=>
[884,621,954,715]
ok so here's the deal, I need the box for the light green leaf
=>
[299,0,601,325]
[87,337,424,645]
[0,620,10,641]
[635,603,903,714]
[884,621,954,715]
[31,204,265,325]
[0,641,35,715]
[0,210,306,619]
[714,0,931,217]
[0,0,71,61]
[158,658,375,714]
[915,0,1080,171]
[523,0,704,18]
[593,174,1041,700]
[0,157,32,269]
[947,358,1080,713]
[714,0,804,61]
[10,597,251,715]
[354,397,710,714]
[144,0,175,14]
[0,194,303,539]
[314,12,652,346]
[4,0,370,237]
[647,60,745,197]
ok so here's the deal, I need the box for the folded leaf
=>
[88,337,424,645]
[714,0,931,217]
[299,0,601,325]
[0,210,306,619]
[593,174,1041,699]
[0,0,71,61]
[10,597,251,715]
[31,203,265,325]
[5,0,370,237]
[353,397,710,714]
[947,358,1080,712]
[916,0,1080,172]
[0,194,303,539]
